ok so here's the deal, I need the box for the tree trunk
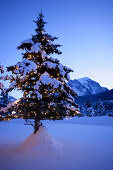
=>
[34,118,40,134]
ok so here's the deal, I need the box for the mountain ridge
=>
[75,89,113,105]
[68,77,109,96]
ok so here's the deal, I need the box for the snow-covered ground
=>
[0,116,113,170]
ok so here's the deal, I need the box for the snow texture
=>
[40,73,61,88]
[77,77,108,94]
[20,38,33,45]
[18,126,62,153]
[42,61,57,69]
[0,117,113,170]
[0,75,10,81]
[29,43,41,53]
[34,72,61,93]
[66,73,70,81]
[20,39,47,57]
[9,82,16,89]
[68,77,108,96]
[35,91,42,100]
[14,59,37,76]
[58,64,65,76]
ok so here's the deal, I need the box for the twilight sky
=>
[0,0,113,98]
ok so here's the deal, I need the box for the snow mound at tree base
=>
[18,126,62,154]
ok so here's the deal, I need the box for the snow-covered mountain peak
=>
[77,77,89,82]
[68,77,108,96]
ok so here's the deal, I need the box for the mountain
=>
[8,96,16,103]
[0,95,16,108]
[75,89,113,105]
[68,77,108,96]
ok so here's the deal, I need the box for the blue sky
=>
[0,0,113,98]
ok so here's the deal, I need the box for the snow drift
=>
[18,126,62,153]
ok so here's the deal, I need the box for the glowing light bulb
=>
[12,111,16,114]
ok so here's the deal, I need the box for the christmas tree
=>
[0,11,79,132]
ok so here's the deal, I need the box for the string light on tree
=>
[0,11,80,133]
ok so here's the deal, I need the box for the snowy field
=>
[0,116,113,170]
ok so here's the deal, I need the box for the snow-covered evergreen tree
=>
[96,100,106,116]
[1,12,79,130]
[86,107,96,116]
[0,90,9,108]
[80,105,86,115]
[0,63,10,109]
[84,99,96,116]
[86,99,92,108]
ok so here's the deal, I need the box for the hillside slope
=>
[68,77,108,96]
